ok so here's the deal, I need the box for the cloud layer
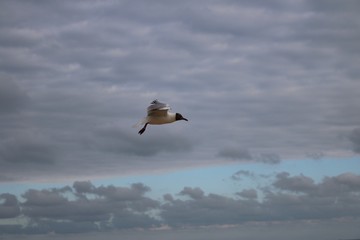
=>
[1,0,360,181]
[1,171,360,234]
[1,1,360,238]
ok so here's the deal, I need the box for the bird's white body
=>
[147,112,176,125]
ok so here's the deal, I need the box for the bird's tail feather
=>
[132,118,147,128]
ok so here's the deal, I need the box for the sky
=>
[1,0,360,239]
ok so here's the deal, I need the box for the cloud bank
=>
[1,171,360,234]
[1,0,360,181]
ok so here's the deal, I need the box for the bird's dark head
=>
[175,113,188,121]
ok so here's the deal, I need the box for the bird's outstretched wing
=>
[147,99,170,117]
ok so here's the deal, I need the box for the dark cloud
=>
[0,0,359,182]
[162,171,360,226]
[162,192,257,227]
[16,181,160,233]
[329,172,360,192]
[22,188,70,207]
[236,189,258,199]
[0,78,28,113]
[231,170,256,181]
[26,220,98,234]
[163,193,174,202]
[219,148,281,164]
[217,148,252,161]
[0,193,20,218]
[93,127,193,157]
[305,152,325,160]
[73,180,95,194]
[0,174,15,182]
[273,172,360,198]
[256,153,281,164]
[2,171,360,234]
[264,172,360,221]
[179,187,205,200]
[349,128,360,153]
[0,134,56,165]
[273,172,317,193]
[92,183,151,202]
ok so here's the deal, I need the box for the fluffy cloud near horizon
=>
[1,171,360,234]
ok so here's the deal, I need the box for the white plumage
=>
[135,100,188,135]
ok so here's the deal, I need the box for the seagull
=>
[134,100,188,135]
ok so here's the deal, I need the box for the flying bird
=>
[134,100,188,135]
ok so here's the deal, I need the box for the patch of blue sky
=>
[92,156,360,199]
[1,157,359,200]
[278,156,360,182]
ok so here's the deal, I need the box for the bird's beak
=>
[182,117,188,121]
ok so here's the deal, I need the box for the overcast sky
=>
[1,0,360,239]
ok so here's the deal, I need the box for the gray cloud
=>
[91,183,151,202]
[0,193,20,219]
[162,172,360,226]
[179,187,205,200]
[2,171,360,234]
[273,172,317,193]
[231,170,256,181]
[92,127,193,157]
[22,186,71,206]
[349,128,360,153]
[218,148,281,164]
[0,174,15,182]
[17,181,160,233]
[305,152,325,160]
[0,5,360,240]
[256,153,281,164]
[0,134,56,165]
[162,191,260,227]
[273,172,360,198]
[329,172,360,192]
[236,189,258,199]
[0,1,360,239]
[218,148,252,161]
[0,78,28,113]
[0,0,359,181]
[73,180,95,194]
